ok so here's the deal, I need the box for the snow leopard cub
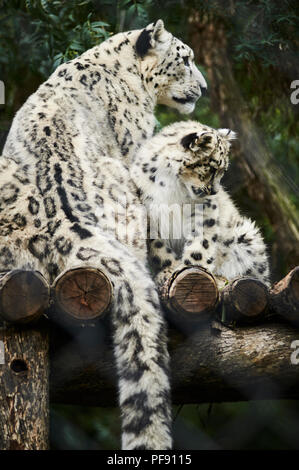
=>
[131,120,270,290]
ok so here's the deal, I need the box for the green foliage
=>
[228,0,299,67]
[156,96,220,134]
[173,401,299,449]
[50,401,299,449]
[0,0,112,79]
[149,0,299,68]
[0,0,157,120]
[0,0,114,121]
[51,405,120,450]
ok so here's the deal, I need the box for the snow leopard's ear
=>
[135,20,170,58]
[181,132,213,152]
[218,128,237,141]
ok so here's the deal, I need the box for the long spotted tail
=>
[111,277,172,450]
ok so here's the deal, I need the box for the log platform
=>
[220,277,269,325]
[0,270,50,324]
[270,266,299,325]
[0,265,298,449]
[160,266,219,324]
[0,266,298,328]
[51,267,113,325]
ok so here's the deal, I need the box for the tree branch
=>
[0,323,49,449]
[50,319,299,407]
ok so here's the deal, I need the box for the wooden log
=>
[219,277,269,325]
[270,266,299,325]
[49,321,299,407]
[0,323,49,449]
[0,270,50,324]
[51,267,113,325]
[160,266,219,325]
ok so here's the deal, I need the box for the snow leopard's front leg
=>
[148,239,180,290]
[216,215,270,286]
[181,198,219,271]
[212,214,270,325]
[149,199,220,277]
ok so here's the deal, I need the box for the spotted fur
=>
[131,120,270,289]
[0,21,207,449]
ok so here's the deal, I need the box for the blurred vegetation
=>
[0,0,298,450]
[51,401,299,450]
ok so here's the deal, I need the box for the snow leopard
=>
[0,21,207,449]
[130,120,270,291]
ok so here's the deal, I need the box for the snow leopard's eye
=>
[181,131,213,153]
[181,132,198,150]
[183,56,189,66]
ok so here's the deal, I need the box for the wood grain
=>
[220,277,269,325]
[49,320,299,407]
[51,267,113,325]
[160,266,219,324]
[0,270,50,324]
[0,323,49,449]
[270,266,299,325]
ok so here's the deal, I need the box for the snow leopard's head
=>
[135,20,207,114]
[179,123,236,196]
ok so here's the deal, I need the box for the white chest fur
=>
[143,170,201,254]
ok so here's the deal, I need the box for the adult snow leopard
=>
[130,120,270,290]
[0,21,207,449]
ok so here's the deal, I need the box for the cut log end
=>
[270,266,299,324]
[232,278,268,317]
[52,267,113,324]
[0,270,50,324]
[161,266,219,321]
[221,277,269,324]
